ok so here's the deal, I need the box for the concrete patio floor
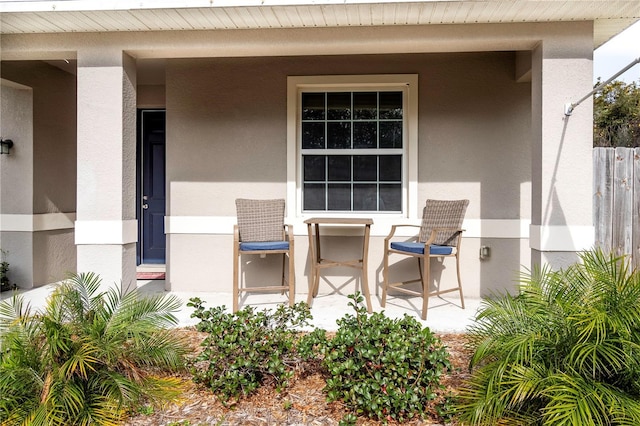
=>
[1,279,483,333]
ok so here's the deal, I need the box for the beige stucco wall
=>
[0,79,33,215]
[167,52,530,215]
[1,63,77,288]
[33,230,76,285]
[1,62,77,213]
[169,234,528,300]
[138,85,166,108]
[0,20,594,297]
[165,52,531,296]
[1,80,35,287]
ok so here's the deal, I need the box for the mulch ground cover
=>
[124,329,472,426]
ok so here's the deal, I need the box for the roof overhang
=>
[1,1,639,49]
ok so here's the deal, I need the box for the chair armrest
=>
[233,224,240,244]
[424,227,465,245]
[384,224,420,243]
[284,224,294,240]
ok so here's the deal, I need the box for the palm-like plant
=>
[0,272,188,426]
[457,249,640,425]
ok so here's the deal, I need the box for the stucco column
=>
[75,50,137,293]
[530,27,595,269]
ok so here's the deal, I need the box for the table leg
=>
[313,223,321,297]
[306,222,316,305]
[314,223,321,262]
[361,224,373,313]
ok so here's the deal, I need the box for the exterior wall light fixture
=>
[0,138,14,155]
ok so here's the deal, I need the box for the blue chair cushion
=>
[390,241,453,255]
[240,241,289,251]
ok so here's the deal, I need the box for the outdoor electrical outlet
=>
[479,246,491,260]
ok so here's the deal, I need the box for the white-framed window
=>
[287,75,418,219]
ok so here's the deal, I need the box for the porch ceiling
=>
[0,1,639,49]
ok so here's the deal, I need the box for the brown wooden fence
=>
[593,147,640,267]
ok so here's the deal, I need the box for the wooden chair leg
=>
[233,249,239,313]
[417,257,424,288]
[381,250,389,307]
[456,253,465,309]
[360,224,372,313]
[421,255,430,321]
[288,251,295,307]
[281,253,286,295]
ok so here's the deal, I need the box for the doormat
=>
[136,272,166,280]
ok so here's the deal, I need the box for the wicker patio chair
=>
[233,198,295,312]
[382,199,469,320]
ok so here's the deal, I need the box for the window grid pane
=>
[301,90,403,213]
[302,154,401,212]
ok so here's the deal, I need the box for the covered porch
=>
[0,1,615,306]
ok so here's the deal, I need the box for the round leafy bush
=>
[187,299,313,405]
[458,249,640,425]
[302,293,452,423]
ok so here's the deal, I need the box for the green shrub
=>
[0,272,188,426]
[302,293,452,423]
[187,298,313,405]
[0,249,13,292]
[457,248,640,425]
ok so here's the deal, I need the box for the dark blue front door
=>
[137,109,166,264]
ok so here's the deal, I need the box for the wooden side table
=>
[304,217,373,313]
